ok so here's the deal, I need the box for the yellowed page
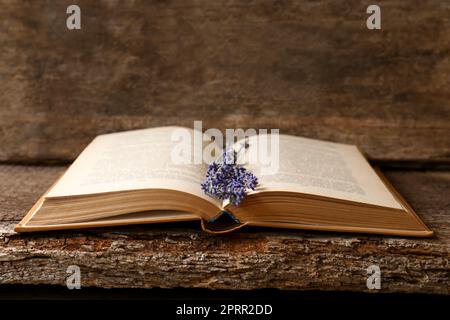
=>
[242,134,402,209]
[46,126,221,206]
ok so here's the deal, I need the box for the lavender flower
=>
[201,149,258,206]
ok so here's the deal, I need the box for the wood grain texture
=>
[0,165,448,293]
[0,0,449,162]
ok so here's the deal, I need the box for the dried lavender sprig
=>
[201,149,258,206]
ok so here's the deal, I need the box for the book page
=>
[46,127,220,206]
[241,134,402,209]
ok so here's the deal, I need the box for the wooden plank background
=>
[0,0,449,162]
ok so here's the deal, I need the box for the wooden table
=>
[0,165,448,294]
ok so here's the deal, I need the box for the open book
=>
[16,126,432,237]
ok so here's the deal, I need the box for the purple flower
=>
[201,149,258,206]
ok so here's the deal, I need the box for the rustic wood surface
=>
[0,165,448,294]
[0,0,449,162]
